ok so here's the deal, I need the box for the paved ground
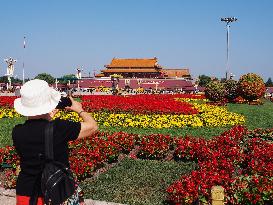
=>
[0,197,126,205]
[0,188,126,205]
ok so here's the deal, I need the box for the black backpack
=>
[40,122,76,205]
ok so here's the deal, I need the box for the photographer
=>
[12,79,98,205]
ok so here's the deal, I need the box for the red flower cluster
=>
[247,128,273,141]
[174,137,207,162]
[137,134,173,160]
[81,95,199,114]
[0,96,17,108]
[167,126,273,204]
[0,145,20,168]
[107,131,137,154]
[0,146,20,188]
[233,96,247,104]
[68,132,121,179]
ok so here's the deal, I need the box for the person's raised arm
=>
[66,97,98,139]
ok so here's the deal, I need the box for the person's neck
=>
[27,114,50,121]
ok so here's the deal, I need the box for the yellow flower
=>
[0,96,245,129]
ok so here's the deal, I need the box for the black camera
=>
[56,97,72,109]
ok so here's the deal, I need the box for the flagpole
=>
[22,69,25,84]
[23,36,26,84]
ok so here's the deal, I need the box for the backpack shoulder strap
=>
[30,121,54,205]
[45,121,54,160]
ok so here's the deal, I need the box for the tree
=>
[224,79,239,102]
[238,73,266,101]
[58,74,77,84]
[265,77,273,87]
[34,73,55,84]
[0,76,22,84]
[12,77,23,84]
[0,76,9,83]
[205,80,226,102]
[198,75,211,87]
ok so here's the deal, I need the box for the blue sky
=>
[0,0,272,81]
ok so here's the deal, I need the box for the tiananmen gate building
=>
[53,57,197,93]
[96,57,192,79]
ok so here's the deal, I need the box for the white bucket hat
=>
[14,79,61,116]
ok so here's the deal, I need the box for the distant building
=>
[0,83,6,90]
[77,78,196,93]
[161,69,191,79]
[95,57,191,79]
[265,87,273,97]
[96,57,161,78]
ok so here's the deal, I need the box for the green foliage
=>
[0,76,9,83]
[11,77,23,84]
[265,77,273,87]
[58,74,77,84]
[34,73,55,84]
[238,73,266,101]
[224,79,239,102]
[205,80,226,102]
[0,76,22,84]
[0,117,25,147]
[81,158,196,205]
[198,74,211,87]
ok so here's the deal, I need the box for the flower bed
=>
[0,97,21,119]
[0,95,245,128]
[81,95,199,115]
[167,126,273,204]
[0,96,17,108]
[247,128,273,140]
[54,107,244,128]
[68,132,121,179]
[137,134,173,160]
[0,108,21,119]
[1,126,273,204]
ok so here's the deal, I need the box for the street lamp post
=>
[221,17,238,80]
[76,67,83,92]
[4,57,17,90]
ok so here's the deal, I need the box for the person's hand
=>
[65,97,83,114]
[48,109,59,120]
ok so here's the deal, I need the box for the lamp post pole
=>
[4,57,17,90]
[221,17,237,80]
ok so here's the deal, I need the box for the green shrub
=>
[238,73,266,101]
[224,79,239,102]
[205,81,226,102]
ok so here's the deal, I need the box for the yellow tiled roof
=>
[102,69,161,73]
[106,58,161,68]
[95,73,105,77]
